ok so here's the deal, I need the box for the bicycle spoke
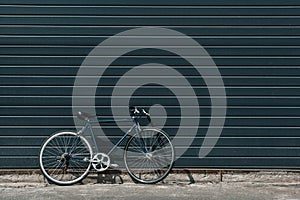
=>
[125,128,174,184]
[40,132,92,185]
[44,148,60,157]
[49,138,64,155]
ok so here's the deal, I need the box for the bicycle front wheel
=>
[124,128,175,184]
[39,131,92,185]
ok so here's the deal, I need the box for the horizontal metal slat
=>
[1,147,300,157]
[2,76,300,86]
[3,27,300,36]
[184,147,300,157]
[1,66,300,76]
[2,56,300,66]
[3,46,300,56]
[3,7,300,16]
[1,136,300,147]
[2,107,300,117]
[0,127,300,137]
[2,37,300,46]
[1,96,300,106]
[2,116,300,127]
[175,158,300,168]
[3,87,300,96]
[4,0,300,6]
[3,16,300,26]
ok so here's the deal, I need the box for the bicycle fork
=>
[134,123,148,154]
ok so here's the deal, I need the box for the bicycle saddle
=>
[76,111,97,121]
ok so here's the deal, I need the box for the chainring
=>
[91,153,110,172]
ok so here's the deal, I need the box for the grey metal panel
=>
[3,7,300,16]
[1,147,300,157]
[1,137,300,147]
[2,107,300,117]
[3,16,300,26]
[3,47,300,56]
[176,158,300,168]
[1,67,300,76]
[0,127,300,137]
[2,157,300,169]
[2,37,300,46]
[4,87,300,96]
[3,76,300,86]
[3,0,300,6]
[0,1,300,169]
[3,97,300,107]
[2,116,300,127]
[2,57,300,66]
[3,27,300,36]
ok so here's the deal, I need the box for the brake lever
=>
[141,109,152,125]
[134,107,140,114]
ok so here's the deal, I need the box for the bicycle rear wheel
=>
[124,128,175,184]
[39,131,92,185]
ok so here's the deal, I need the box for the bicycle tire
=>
[39,131,92,185]
[124,128,175,184]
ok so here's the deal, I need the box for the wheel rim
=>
[39,132,92,185]
[125,129,174,183]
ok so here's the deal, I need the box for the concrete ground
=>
[0,171,299,200]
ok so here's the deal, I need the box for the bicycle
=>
[39,106,175,185]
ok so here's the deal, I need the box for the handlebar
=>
[129,106,152,124]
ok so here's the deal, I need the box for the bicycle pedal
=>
[110,163,119,168]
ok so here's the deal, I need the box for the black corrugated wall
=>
[1,0,300,169]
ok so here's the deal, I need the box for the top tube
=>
[88,118,132,124]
